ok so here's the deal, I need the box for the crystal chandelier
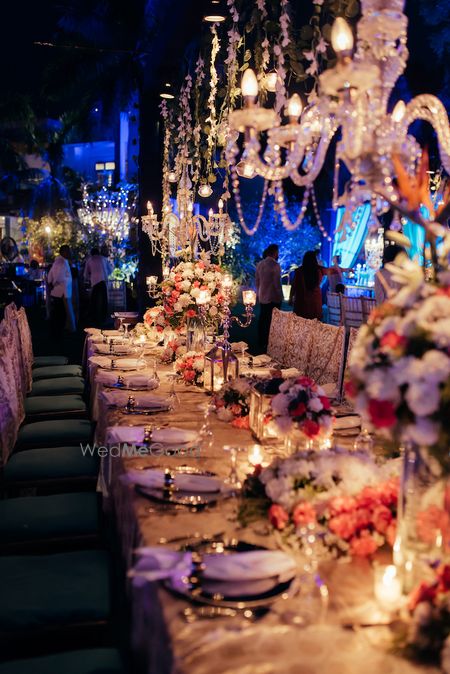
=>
[142,160,233,259]
[78,184,135,239]
[227,0,450,233]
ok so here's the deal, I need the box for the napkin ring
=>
[143,426,153,444]
[126,395,136,412]
[111,359,116,369]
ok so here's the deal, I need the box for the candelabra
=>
[227,0,450,232]
[145,275,159,298]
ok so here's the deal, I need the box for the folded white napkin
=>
[89,356,144,370]
[113,312,139,318]
[102,329,124,337]
[89,334,127,344]
[125,468,222,493]
[95,371,158,388]
[334,415,361,430]
[100,390,168,408]
[106,426,198,445]
[240,367,272,378]
[94,343,133,355]
[84,327,102,335]
[130,548,296,590]
[231,341,248,353]
[281,368,301,378]
[252,354,272,367]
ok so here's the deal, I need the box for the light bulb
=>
[198,183,213,198]
[331,17,354,56]
[241,68,258,100]
[44,226,51,234]
[265,71,278,93]
[392,100,406,123]
[218,198,224,211]
[286,93,303,121]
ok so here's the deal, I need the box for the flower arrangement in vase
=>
[267,376,333,449]
[213,376,256,429]
[160,253,229,332]
[175,351,204,386]
[345,150,450,582]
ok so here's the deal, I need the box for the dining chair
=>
[361,296,376,323]
[326,292,342,326]
[284,315,318,372]
[307,323,346,397]
[267,308,291,364]
[341,296,363,329]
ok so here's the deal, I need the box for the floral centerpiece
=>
[175,351,204,386]
[267,376,333,447]
[160,336,185,364]
[241,449,399,559]
[160,254,229,332]
[213,376,255,429]
[143,306,166,335]
[345,151,450,580]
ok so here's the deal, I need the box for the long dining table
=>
[85,333,437,674]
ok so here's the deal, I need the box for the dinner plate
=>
[164,540,297,609]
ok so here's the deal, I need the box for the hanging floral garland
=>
[160,100,173,212]
[204,25,220,185]
[192,55,205,185]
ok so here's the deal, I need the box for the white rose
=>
[308,397,323,413]
[405,381,440,416]
[271,392,289,416]
[366,369,399,402]
[190,287,200,299]
[402,417,439,446]
[173,302,182,312]
[181,280,191,292]
[422,349,450,383]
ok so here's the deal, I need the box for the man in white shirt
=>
[47,244,72,337]
[84,247,113,326]
[255,244,283,352]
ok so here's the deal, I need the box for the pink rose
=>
[371,504,393,535]
[292,502,317,527]
[184,370,196,383]
[268,504,289,530]
[296,376,314,388]
[380,330,408,352]
[328,496,357,516]
[344,379,358,399]
[231,416,250,430]
[185,309,197,318]
[349,531,378,557]
[329,513,357,540]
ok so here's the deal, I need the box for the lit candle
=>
[208,208,214,220]
[331,17,354,58]
[286,94,303,123]
[248,444,264,467]
[218,198,224,213]
[374,565,402,612]
[392,100,406,123]
[139,334,146,344]
[242,289,257,306]
[196,289,211,306]
[147,201,153,214]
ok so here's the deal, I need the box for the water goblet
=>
[223,445,243,491]
[353,426,374,452]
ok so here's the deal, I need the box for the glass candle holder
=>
[373,564,402,613]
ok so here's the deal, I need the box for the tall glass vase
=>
[394,443,450,591]
[186,315,206,353]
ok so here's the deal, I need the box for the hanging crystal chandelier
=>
[142,160,233,259]
[227,0,450,232]
[78,184,135,239]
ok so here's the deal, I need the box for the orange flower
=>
[392,148,434,216]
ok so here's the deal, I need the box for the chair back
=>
[326,292,342,326]
[284,315,318,372]
[267,308,291,364]
[342,296,363,329]
[107,281,127,311]
[307,323,345,397]
[361,296,376,323]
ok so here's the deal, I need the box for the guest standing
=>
[375,243,405,304]
[289,250,326,320]
[47,244,72,337]
[255,243,283,352]
[328,254,350,292]
[84,247,113,327]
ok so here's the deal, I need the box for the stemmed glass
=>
[167,371,180,410]
[151,357,160,384]
[223,445,243,491]
[198,402,214,452]
[354,426,374,452]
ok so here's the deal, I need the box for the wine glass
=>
[223,445,243,491]
[151,357,160,384]
[167,372,180,410]
[354,426,374,452]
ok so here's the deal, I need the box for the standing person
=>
[47,244,72,337]
[255,243,283,352]
[328,254,350,293]
[289,250,327,320]
[84,247,113,326]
